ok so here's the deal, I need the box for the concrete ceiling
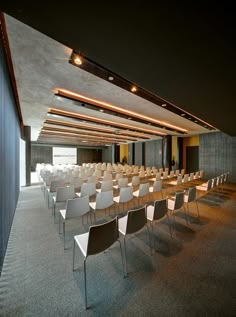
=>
[1,3,235,147]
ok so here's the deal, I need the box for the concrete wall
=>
[0,39,20,272]
[199,132,236,183]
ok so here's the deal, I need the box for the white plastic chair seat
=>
[118,215,128,235]
[74,232,89,257]
[89,202,96,210]
[60,209,66,220]
[146,205,155,221]
[167,199,175,210]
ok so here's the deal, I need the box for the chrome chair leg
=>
[84,258,88,309]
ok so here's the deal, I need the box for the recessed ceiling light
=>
[74,56,82,65]
[82,140,88,143]
[189,118,192,120]
[194,120,198,123]
[108,76,114,81]
[181,113,185,116]
[131,86,137,93]
[128,117,132,120]
[99,109,104,112]
[162,104,167,107]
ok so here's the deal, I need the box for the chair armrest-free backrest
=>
[153,198,168,220]
[126,205,147,234]
[87,217,119,256]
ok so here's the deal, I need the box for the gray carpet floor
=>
[0,183,236,316]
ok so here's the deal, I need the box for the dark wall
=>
[199,132,236,183]
[0,38,20,271]
[31,145,105,168]
[102,146,112,163]
[77,148,102,165]
[162,135,172,170]
[128,143,134,165]
[31,145,52,171]
[186,146,199,173]
[134,142,143,166]
[145,139,162,168]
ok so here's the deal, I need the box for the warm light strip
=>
[48,108,166,136]
[55,88,187,132]
[38,138,106,146]
[45,118,151,139]
[42,126,138,141]
[40,130,122,143]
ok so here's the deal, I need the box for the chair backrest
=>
[50,180,65,192]
[100,180,113,192]
[87,217,119,256]
[169,171,175,178]
[189,172,194,181]
[183,174,189,183]
[174,191,184,210]
[162,171,168,180]
[138,183,149,197]
[65,195,90,219]
[206,179,213,191]
[181,169,185,176]
[80,182,96,197]
[176,175,183,185]
[175,170,180,177]
[56,186,75,202]
[119,186,133,203]
[103,173,113,181]
[155,173,161,181]
[131,176,140,186]
[73,177,83,189]
[126,205,147,234]
[117,177,128,189]
[152,180,162,192]
[199,170,204,179]
[186,187,196,203]
[87,175,98,183]
[153,198,168,220]
[95,190,114,209]
[194,171,200,179]
[212,177,217,189]
[115,173,123,181]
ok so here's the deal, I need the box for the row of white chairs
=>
[71,184,202,309]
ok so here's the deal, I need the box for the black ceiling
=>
[1,1,235,136]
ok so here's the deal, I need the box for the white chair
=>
[150,172,161,182]
[96,180,113,193]
[77,182,96,200]
[133,183,150,205]
[196,179,212,198]
[52,186,75,218]
[167,191,186,231]
[47,179,65,207]
[73,217,125,309]
[59,195,90,249]
[118,205,151,276]
[113,177,128,190]
[89,190,114,222]
[147,198,172,251]
[149,180,163,200]
[113,186,134,212]
[102,173,112,181]
[128,175,140,187]
[184,186,199,221]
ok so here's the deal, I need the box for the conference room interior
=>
[0,4,235,316]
